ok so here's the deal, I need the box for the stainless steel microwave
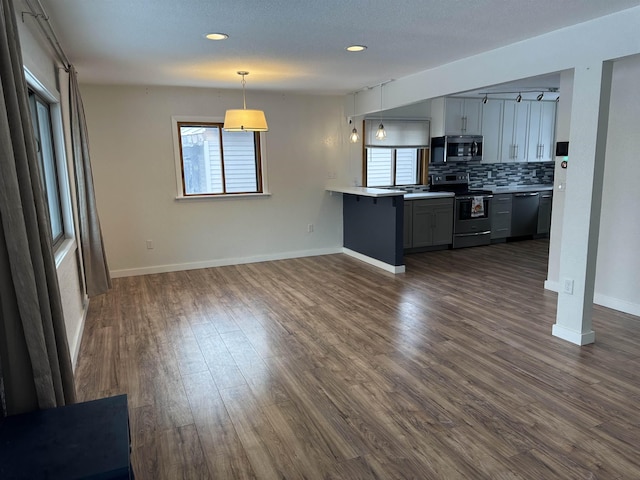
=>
[431,135,483,163]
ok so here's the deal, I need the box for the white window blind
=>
[395,149,418,185]
[366,148,393,187]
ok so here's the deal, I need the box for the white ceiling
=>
[37,0,640,94]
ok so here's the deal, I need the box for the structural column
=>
[552,62,613,345]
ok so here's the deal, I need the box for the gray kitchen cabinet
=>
[501,100,530,162]
[527,101,557,162]
[491,193,513,239]
[445,97,483,135]
[537,191,553,234]
[481,100,504,164]
[410,198,454,248]
[403,200,413,248]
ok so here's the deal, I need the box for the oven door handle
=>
[455,231,491,237]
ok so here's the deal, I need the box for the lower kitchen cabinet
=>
[406,198,454,248]
[537,192,553,234]
[491,194,512,239]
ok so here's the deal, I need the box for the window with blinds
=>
[177,122,262,196]
[365,147,419,187]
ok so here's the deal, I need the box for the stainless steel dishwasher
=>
[511,192,539,237]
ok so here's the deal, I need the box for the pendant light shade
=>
[348,94,360,143]
[376,84,386,140]
[223,109,268,131]
[348,118,360,143]
[223,71,268,131]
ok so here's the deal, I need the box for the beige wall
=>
[80,85,345,276]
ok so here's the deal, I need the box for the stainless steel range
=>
[430,173,493,248]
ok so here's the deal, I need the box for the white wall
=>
[16,2,88,367]
[545,69,573,290]
[592,55,640,314]
[80,85,345,276]
[545,57,640,316]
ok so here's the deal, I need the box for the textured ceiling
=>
[36,0,640,94]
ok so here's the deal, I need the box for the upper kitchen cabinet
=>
[481,100,504,164]
[444,97,483,135]
[527,101,556,162]
[501,100,530,162]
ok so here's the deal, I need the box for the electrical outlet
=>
[307,224,314,233]
[146,240,154,250]
[562,278,574,295]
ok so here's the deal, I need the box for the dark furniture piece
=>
[0,394,133,479]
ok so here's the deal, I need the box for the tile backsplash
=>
[429,161,555,188]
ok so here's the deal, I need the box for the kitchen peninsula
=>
[327,186,454,273]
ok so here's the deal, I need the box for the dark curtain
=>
[0,0,75,415]
[69,67,111,297]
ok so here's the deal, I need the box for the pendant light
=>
[375,83,386,140]
[516,92,522,103]
[223,71,268,131]
[349,118,360,143]
[348,93,360,143]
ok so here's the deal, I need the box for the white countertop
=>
[326,186,405,197]
[404,192,455,200]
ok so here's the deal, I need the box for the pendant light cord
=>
[240,72,247,110]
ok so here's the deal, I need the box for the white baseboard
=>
[545,279,640,317]
[342,248,405,274]
[552,323,596,345]
[593,293,640,317]
[71,299,89,372]
[110,247,343,278]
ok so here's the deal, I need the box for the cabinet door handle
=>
[515,144,519,159]
[540,144,545,158]
[462,116,467,132]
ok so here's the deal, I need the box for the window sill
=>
[175,192,271,201]
[55,237,77,269]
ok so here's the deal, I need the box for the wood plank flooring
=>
[74,239,640,479]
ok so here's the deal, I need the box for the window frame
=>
[172,116,269,200]
[24,67,75,259]
[363,146,429,187]
[29,89,65,247]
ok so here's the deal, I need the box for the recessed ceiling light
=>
[346,45,367,52]
[205,33,229,41]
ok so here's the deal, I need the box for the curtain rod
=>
[22,0,71,71]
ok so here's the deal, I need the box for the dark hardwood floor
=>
[75,239,640,479]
